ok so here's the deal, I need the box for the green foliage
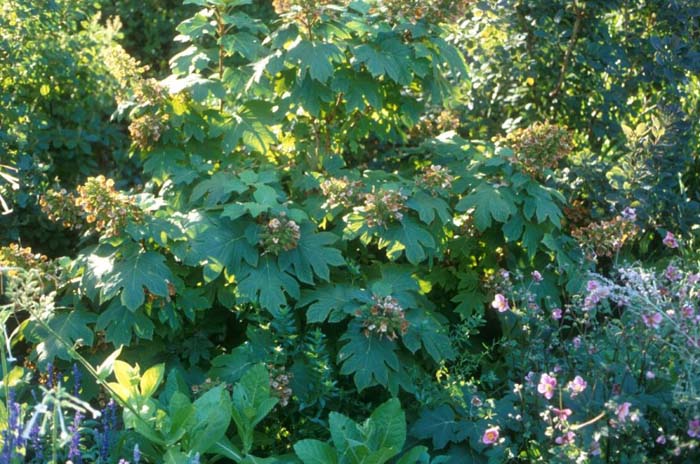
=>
[3,0,700,462]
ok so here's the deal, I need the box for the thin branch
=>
[550,2,585,98]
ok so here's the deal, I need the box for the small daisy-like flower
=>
[491,293,510,312]
[555,431,576,445]
[567,376,587,397]
[642,313,663,329]
[616,402,632,422]
[538,373,557,400]
[482,426,500,445]
[663,231,679,248]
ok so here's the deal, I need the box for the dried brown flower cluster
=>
[40,176,142,237]
[129,113,168,149]
[272,0,339,30]
[269,365,293,407]
[497,122,573,179]
[0,244,49,272]
[417,164,454,194]
[356,295,409,340]
[38,188,82,229]
[259,213,301,255]
[572,214,639,260]
[410,109,461,140]
[320,176,363,209]
[377,0,473,24]
[359,188,407,228]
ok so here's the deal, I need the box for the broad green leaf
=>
[237,256,300,314]
[407,192,451,224]
[411,405,469,450]
[456,184,515,231]
[298,284,367,323]
[190,172,248,206]
[395,446,429,464]
[190,385,233,454]
[402,311,454,362]
[294,439,338,464]
[101,246,174,311]
[96,346,123,381]
[379,217,436,264]
[367,398,405,451]
[31,310,96,363]
[338,323,399,391]
[329,412,368,462]
[279,224,345,283]
[140,363,165,398]
[288,40,344,83]
[95,301,155,347]
[223,101,277,154]
[188,216,258,282]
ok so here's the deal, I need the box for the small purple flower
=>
[552,308,562,320]
[642,313,662,329]
[656,434,667,445]
[688,418,700,438]
[567,376,587,397]
[663,231,679,248]
[72,363,82,396]
[531,270,543,282]
[621,207,636,221]
[555,431,576,445]
[664,265,681,281]
[491,293,510,312]
[134,444,141,464]
[68,411,83,464]
[572,336,582,349]
[537,373,557,400]
[645,370,655,380]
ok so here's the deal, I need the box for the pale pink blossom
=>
[567,376,587,397]
[555,431,575,445]
[491,293,510,312]
[552,308,562,320]
[642,313,663,329]
[482,426,500,445]
[538,373,557,400]
[616,402,632,422]
[663,231,679,248]
[531,270,543,282]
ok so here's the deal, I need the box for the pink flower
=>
[555,431,576,445]
[663,231,679,248]
[664,265,681,281]
[482,426,500,445]
[567,376,587,397]
[642,313,663,329]
[552,407,572,422]
[682,304,694,318]
[688,418,700,438]
[656,435,667,445]
[572,336,582,349]
[552,308,562,320]
[538,373,557,400]
[586,280,601,292]
[531,270,543,282]
[645,370,655,380]
[616,402,631,422]
[491,293,510,312]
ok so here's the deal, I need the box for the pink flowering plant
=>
[414,261,700,462]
